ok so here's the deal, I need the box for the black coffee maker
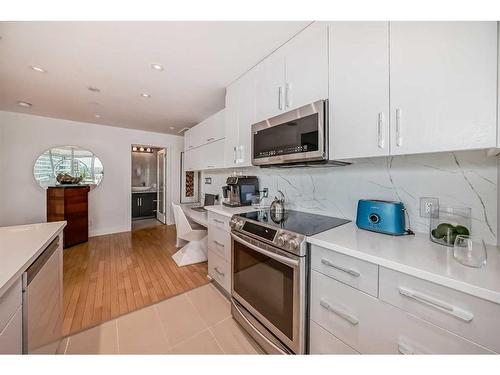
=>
[222,176,259,207]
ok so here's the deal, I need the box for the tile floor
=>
[59,283,262,354]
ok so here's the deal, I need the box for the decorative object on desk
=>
[430,206,471,247]
[356,200,409,236]
[34,146,103,189]
[453,235,487,268]
[56,172,83,185]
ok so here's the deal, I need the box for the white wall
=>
[0,111,184,236]
[202,150,498,246]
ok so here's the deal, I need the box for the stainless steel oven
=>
[230,230,307,354]
[252,100,328,167]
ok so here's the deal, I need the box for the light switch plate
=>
[204,177,212,184]
[420,197,439,218]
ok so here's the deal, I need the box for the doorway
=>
[131,145,167,231]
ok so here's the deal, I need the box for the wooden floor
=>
[62,224,209,336]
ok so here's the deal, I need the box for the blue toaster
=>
[356,200,406,236]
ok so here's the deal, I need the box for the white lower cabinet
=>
[310,269,494,354]
[0,279,23,354]
[207,212,231,292]
[310,321,359,354]
[208,249,230,293]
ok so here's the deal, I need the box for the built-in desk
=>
[180,204,208,227]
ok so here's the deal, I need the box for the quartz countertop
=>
[0,221,66,296]
[204,204,262,218]
[307,222,500,304]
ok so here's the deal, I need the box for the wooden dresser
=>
[47,185,90,248]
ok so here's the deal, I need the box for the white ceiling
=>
[0,21,309,134]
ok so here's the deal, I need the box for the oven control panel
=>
[230,216,306,256]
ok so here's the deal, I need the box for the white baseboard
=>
[89,225,131,237]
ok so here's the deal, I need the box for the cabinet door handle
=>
[233,146,237,164]
[377,112,385,149]
[321,258,360,277]
[320,299,359,325]
[213,219,224,224]
[214,267,225,276]
[207,165,215,168]
[285,82,292,108]
[395,108,402,147]
[278,86,284,110]
[214,240,224,248]
[206,137,215,142]
[238,145,244,163]
[398,287,473,322]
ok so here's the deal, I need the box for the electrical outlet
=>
[420,197,439,218]
[261,188,268,198]
[204,177,212,184]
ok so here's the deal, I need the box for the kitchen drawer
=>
[379,267,500,353]
[311,270,493,354]
[310,320,359,354]
[0,306,22,354]
[0,278,22,332]
[208,212,230,232]
[311,245,378,297]
[208,224,231,260]
[208,249,231,292]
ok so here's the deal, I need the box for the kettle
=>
[270,190,285,214]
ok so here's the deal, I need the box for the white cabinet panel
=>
[311,270,493,354]
[284,22,329,112]
[0,306,22,354]
[235,71,256,167]
[310,321,359,354]
[224,83,240,167]
[310,244,378,297]
[379,267,500,353]
[390,21,497,155]
[329,22,390,159]
[254,50,286,122]
[0,278,21,333]
[208,249,231,292]
[184,139,224,171]
[208,224,231,261]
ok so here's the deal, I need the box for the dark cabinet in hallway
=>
[132,192,157,218]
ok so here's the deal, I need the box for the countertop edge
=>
[306,236,500,305]
[0,221,66,297]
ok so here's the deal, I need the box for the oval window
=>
[33,146,104,189]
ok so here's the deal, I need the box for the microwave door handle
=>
[230,233,299,268]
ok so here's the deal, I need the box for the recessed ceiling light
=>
[95,114,101,118]
[151,63,164,71]
[169,126,175,130]
[88,86,101,93]
[17,101,32,108]
[140,93,151,98]
[30,65,46,73]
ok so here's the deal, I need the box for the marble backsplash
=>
[201,150,498,246]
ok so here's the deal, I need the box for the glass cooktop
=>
[237,209,350,237]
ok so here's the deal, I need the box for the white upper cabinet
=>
[254,50,286,122]
[284,22,329,112]
[329,22,390,159]
[254,22,329,123]
[183,109,225,152]
[224,69,256,168]
[389,22,498,155]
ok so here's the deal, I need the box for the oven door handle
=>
[231,233,299,268]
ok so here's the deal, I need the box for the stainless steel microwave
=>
[252,99,346,167]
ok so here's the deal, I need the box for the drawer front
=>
[208,212,230,232]
[0,278,22,332]
[208,249,231,292]
[379,267,500,353]
[208,224,231,260]
[0,306,22,354]
[311,270,493,354]
[310,320,359,354]
[311,245,378,297]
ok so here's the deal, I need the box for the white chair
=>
[171,203,208,267]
